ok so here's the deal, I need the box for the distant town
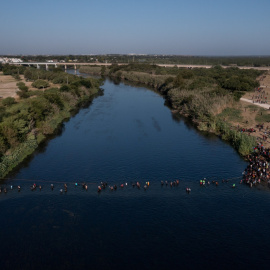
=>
[0,55,270,67]
[0,57,23,64]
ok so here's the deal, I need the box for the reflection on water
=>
[0,78,269,270]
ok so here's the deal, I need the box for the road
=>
[240,98,270,109]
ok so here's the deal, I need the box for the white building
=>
[0,57,23,63]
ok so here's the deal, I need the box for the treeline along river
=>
[0,73,270,270]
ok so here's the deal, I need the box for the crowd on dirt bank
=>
[238,123,270,142]
[252,87,268,104]
[243,142,270,187]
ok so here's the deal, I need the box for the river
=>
[0,74,270,270]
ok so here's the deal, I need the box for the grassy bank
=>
[0,65,101,178]
[80,64,263,156]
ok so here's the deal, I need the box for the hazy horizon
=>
[1,54,270,57]
[1,0,270,56]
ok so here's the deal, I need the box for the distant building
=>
[0,57,23,63]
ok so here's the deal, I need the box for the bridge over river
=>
[8,62,270,71]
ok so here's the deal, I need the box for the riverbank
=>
[0,65,101,178]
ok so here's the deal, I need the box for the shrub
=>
[79,78,92,88]
[233,91,244,101]
[12,74,21,80]
[60,84,71,92]
[2,97,16,106]
[17,91,30,99]
[17,82,29,92]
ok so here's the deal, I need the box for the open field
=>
[0,72,60,99]
[0,72,20,98]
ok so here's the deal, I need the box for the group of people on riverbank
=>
[242,143,270,187]
[252,87,268,104]
[237,122,270,144]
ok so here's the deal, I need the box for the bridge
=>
[7,62,270,71]
[8,62,124,71]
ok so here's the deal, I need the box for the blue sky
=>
[1,0,269,55]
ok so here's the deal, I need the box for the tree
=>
[32,79,50,89]
[60,84,70,92]
[29,98,52,122]
[101,66,106,76]
[44,89,64,109]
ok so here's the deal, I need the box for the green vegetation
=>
[255,109,270,123]
[81,63,261,92]
[17,82,29,92]
[16,82,29,99]
[2,64,25,76]
[215,120,256,156]
[0,64,101,178]
[2,97,16,106]
[217,108,243,122]
[32,79,50,89]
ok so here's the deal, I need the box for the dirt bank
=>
[229,70,270,147]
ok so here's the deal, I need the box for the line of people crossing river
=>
[2,143,270,196]
[0,174,258,196]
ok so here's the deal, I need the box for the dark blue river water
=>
[0,76,270,270]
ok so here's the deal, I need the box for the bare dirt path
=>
[0,72,20,98]
[240,98,270,109]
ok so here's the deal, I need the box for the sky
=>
[1,0,270,56]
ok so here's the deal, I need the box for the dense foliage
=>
[81,63,262,96]
[31,79,50,89]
